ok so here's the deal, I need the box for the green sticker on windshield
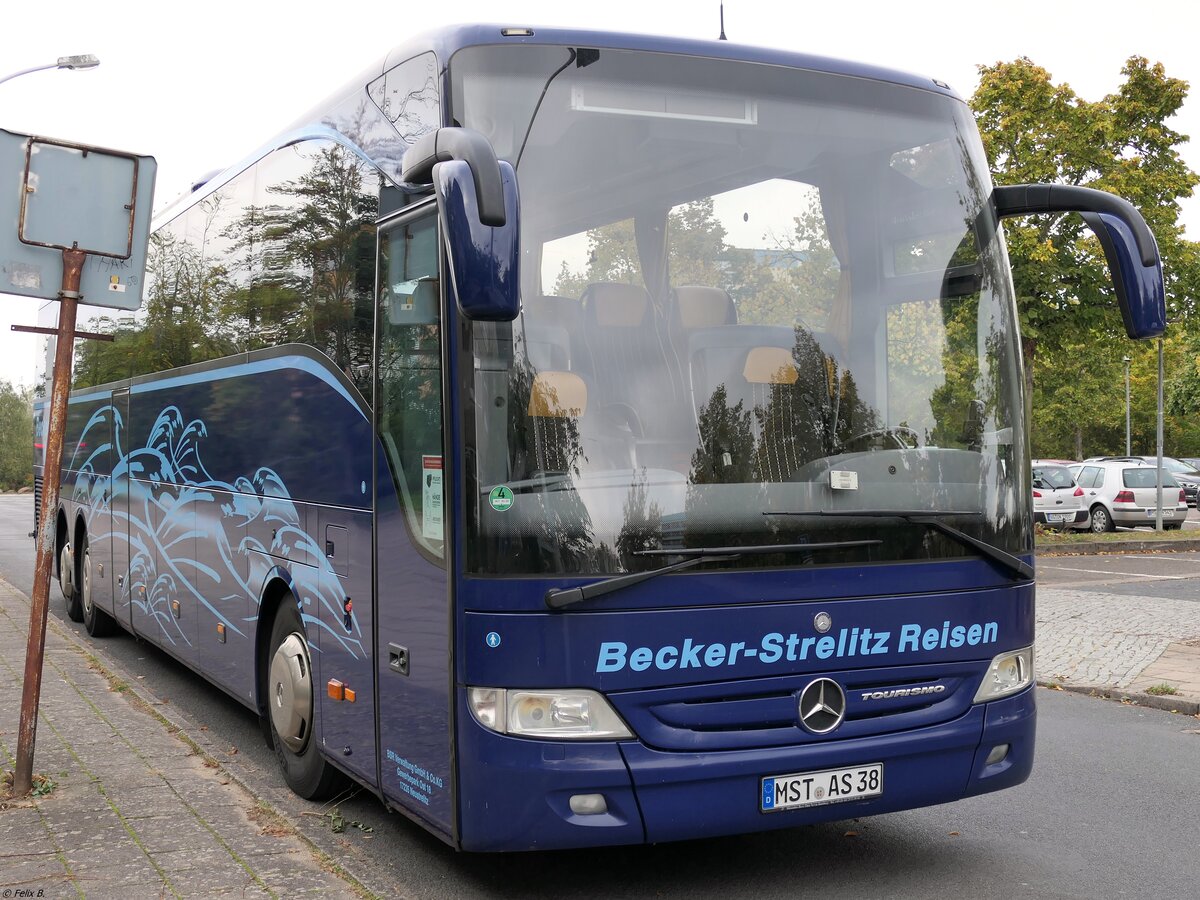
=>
[489,485,514,512]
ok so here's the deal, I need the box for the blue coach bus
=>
[36,25,1165,851]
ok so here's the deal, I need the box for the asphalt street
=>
[3,493,1199,899]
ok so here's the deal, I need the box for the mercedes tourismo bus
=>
[34,25,1166,851]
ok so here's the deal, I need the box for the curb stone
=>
[1035,538,1200,557]
[1039,680,1200,717]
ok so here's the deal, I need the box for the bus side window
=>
[378,212,445,560]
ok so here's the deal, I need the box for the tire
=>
[60,537,84,623]
[1165,522,1183,531]
[1089,505,1114,534]
[266,597,340,800]
[81,534,116,638]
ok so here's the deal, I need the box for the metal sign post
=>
[1,130,155,797]
[16,249,84,796]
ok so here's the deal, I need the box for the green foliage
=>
[0,381,33,491]
[971,57,1200,369]
[972,56,1200,458]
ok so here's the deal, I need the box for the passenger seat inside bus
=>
[525,370,635,474]
[521,294,582,372]
[688,325,834,481]
[578,282,692,469]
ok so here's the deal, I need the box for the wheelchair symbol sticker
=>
[486,632,501,648]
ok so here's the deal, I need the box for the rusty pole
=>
[14,247,85,796]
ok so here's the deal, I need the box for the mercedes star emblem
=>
[798,677,847,734]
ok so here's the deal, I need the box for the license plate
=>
[1047,512,1070,522]
[1146,509,1176,518]
[761,763,883,812]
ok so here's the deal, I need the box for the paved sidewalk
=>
[1037,585,1200,712]
[0,576,362,899]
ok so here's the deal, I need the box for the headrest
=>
[527,371,588,417]
[673,285,737,328]
[524,294,583,327]
[583,282,650,327]
[743,346,798,385]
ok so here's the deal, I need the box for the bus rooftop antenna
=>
[719,3,727,40]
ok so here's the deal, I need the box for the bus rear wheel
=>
[60,537,84,623]
[266,598,340,800]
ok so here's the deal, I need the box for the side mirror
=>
[401,128,520,322]
[993,184,1166,340]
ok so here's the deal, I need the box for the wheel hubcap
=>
[59,544,74,600]
[82,548,92,616]
[268,632,312,753]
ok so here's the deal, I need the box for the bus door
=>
[372,204,456,836]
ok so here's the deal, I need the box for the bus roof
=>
[387,24,959,99]
[157,23,961,226]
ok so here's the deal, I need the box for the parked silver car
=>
[1070,460,1188,533]
[1082,456,1200,507]
[1031,463,1089,530]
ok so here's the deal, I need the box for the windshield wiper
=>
[545,540,882,610]
[764,509,1033,580]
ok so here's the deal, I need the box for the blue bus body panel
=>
[455,686,1033,851]
[60,348,377,717]
[374,463,456,837]
[454,574,1034,850]
[461,580,1034,690]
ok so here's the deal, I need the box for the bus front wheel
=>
[266,598,340,800]
[81,533,116,638]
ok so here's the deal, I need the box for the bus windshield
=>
[451,44,1029,578]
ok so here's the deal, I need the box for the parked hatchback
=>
[1070,460,1188,533]
[1083,456,1200,507]
[1031,463,1089,530]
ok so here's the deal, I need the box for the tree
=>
[0,381,33,491]
[970,57,1200,407]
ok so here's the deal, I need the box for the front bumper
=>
[455,686,1035,851]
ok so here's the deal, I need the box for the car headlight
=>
[973,646,1034,703]
[467,687,633,739]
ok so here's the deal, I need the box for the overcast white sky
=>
[3,0,1198,389]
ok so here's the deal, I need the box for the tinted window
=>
[1123,468,1178,488]
[1032,466,1074,489]
[72,140,381,403]
[378,212,444,561]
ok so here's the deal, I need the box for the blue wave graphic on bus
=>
[69,404,365,659]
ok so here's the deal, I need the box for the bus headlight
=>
[467,687,633,739]
[973,646,1034,703]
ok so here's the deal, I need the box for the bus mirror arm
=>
[992,183,1165,340]
[402,128,507,226]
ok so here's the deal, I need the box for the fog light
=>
[985,743,1010,765]
[569,793,608,815]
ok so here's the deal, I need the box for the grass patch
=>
[1,770,58,801]
[1145,683,1179,696]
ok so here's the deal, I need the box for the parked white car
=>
[1031,463,1089,531]
[1069,460,1188,533]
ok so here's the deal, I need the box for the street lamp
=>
[0,55,100,88]
[1123,355,1132,456]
